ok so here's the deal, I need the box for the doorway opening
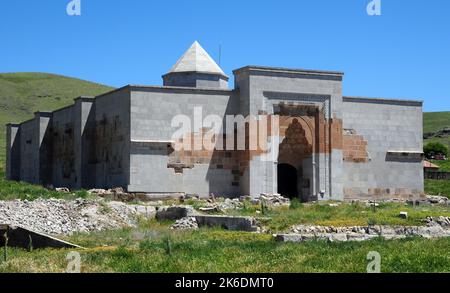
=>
[277,163,298,199]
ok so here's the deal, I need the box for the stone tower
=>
[162,41,229,89]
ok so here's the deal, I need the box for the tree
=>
[424,142,448,159]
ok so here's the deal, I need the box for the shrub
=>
[424,142,448,159]
[289,198,302,210]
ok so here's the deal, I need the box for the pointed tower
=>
[163,41,229,89]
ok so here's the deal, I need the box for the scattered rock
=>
[279,220,450,243]
[55,187,70,193]
[88,188,108,195]
[0,198,150,236]
[244,194,290,207]
[171,217,198,230]
[198,206,221,213]
[407,196,449,206]
[426,195,449,206]
[423,216,450,227]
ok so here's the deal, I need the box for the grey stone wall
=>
[51,106,75,188]
[5,66,424,202]
[17,113,52,185]
[19,118,39,184]
[128,86,239,196]
[93,88,131,190]
[163,72,228,89]
[342,97,424,199]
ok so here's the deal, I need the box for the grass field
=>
[228,201,450,231]
[423,111,450,134]
[0,222,449,273]
[425,179,450,198]
[430,160,450,172]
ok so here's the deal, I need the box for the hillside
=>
[424,111,450,149]
[0,72,114,169]
[424,112,450,134]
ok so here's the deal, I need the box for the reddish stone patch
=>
[343,131,369,163]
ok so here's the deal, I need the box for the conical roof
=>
[168,41,227,76]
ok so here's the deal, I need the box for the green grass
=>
[0,72,114,171]
[0,170,91,201]
[425,179,450,198]
[430,159,450,172]
[423,111,450,149]
[423,111,450,134]
[228,202,450,232]
[0,225,448,273]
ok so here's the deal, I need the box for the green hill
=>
[424,112,450,134]
[0,72,114,169]
[423,111,450,149]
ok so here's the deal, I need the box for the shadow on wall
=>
[385,152,423,163]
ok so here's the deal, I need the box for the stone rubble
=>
[240,193,291,207]
[197,194,291,212]
[0,198,156,236]
[277,217,450,243]
[423,195,449,206]
[170,217,199,230]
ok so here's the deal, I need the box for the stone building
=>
[5,41,424,201]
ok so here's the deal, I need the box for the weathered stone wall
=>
[19,118,40,184]
[5,66,424,202]
[94,88,131,190]
[52,106,76,188]
[342,97,424,200]
[15,112,52,185]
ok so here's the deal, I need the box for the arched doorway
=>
[277,118,313,201]
[277,163,298,199]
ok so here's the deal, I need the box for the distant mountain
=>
[0,72,114,168]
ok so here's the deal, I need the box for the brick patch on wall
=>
[168,105,345,186]
[343,129,369,163]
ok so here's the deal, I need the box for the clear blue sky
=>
[0,0,449,112]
